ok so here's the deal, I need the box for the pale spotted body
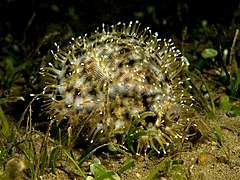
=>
[41,21,193,154]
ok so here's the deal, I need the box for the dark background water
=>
[0,0,239,44]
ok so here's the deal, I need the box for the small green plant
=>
[226,29,240,97]
[219,94,231,111]
[146,156,172,180]
[218,29,240,115]
[87,158,120,180]
[0,106,12,143]
[219,29,240,96]
[85,156,134,180]
[212,125,232,164]
[212,125,225,147]
[188,70,216,118]
[146,156,186,180]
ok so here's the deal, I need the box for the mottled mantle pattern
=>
[40,21,194,154]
